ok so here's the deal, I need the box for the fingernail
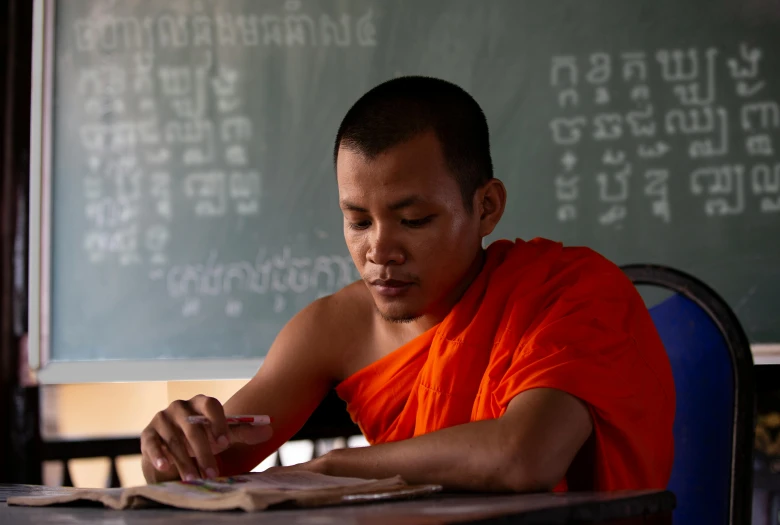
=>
[154,458,166,469]
[184,473,197,482]
[218,435,229,448]
[206,468,217,479]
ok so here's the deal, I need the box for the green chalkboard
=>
[45,0,780,366]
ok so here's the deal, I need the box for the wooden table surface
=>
[0,485,674,524]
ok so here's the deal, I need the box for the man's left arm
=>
[295,388,592,492]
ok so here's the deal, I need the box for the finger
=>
[153,410,202,481]
[159,442,178,473]
[229,423,274,446]
[190,395,230,452]
[158,440,200,479]
[169,401,221,479]
[141,428,174,472]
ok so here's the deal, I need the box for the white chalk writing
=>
[645,169,671,223]
[690,165,746,216]
[751,163,780,213]
[549,42,777,226]
[550,117,587,146]
[157,247,360,317]
[72,4,377,52]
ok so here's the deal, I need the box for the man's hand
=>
[140,395,273,482]
[138,292,375,484]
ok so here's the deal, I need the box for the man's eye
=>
[403,216,435,228]
[348,221,371,230]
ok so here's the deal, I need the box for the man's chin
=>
[374,304,422,324]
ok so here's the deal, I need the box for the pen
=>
[186,415,272,426]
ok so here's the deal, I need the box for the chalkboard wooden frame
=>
[28,0,53,378]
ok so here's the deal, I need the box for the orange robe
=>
[336,238,675,492]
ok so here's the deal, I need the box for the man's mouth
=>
[370,279,414,297]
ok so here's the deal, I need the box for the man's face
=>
[337,131,483,322]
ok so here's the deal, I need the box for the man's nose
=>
[367,225,406,266]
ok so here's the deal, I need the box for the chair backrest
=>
[621,264,754,525]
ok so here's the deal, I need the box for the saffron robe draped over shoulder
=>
[336,238,675,492]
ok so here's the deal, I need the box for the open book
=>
[7,471,441,512]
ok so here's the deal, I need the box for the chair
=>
[621,264,755,525]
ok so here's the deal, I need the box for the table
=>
[0,485,673,524]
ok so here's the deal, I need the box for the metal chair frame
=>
[621,264,755,525]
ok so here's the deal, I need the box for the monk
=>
[141,76,675,493]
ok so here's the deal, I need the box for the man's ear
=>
[475,178,507,238]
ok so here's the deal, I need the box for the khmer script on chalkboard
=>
[44,0,780,367]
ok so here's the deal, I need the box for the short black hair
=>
[334,76,493,211]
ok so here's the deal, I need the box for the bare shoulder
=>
[298,280,372,336]
[264,280,375,381]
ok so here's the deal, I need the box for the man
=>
[141,76,675,492]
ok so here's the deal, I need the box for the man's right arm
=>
[140,294,351,483]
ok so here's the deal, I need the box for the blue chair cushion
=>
[649,293,734,525]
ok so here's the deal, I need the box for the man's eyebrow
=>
[388,196,422,211]
[340,196,424,213]
[340,201,368,212]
